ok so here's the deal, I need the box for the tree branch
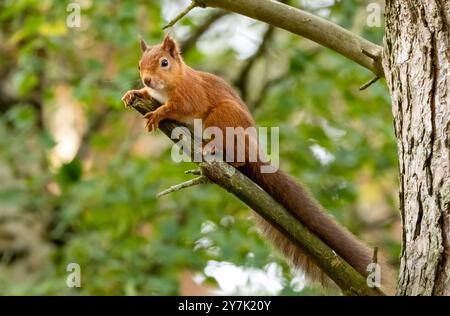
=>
[195,0,384,77]
[233,0,292,102]
[180,10,229,53]
[250,72,289,110]
[234,25,275,101]
[127,96,384,296]
[162,0,201,30]
[156,175,208,197]
[359,76,380,91]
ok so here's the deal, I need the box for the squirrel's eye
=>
[161,59,169,67]
[138,65,140,71]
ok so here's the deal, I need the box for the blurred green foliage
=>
[0,0,399,295]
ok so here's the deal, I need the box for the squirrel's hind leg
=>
[202,101,256,168]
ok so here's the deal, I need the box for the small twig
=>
[185,169,202,175]
[372,247,378,264]
[163,0,200,30]
[156,176,208,197]
[359,76,380,91]
[361,49,379,61]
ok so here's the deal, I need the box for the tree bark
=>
[383,0,450,295]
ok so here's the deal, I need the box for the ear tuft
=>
[140,37,148,52]
[162,34,179,58]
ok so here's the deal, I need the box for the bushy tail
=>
[239,162,395,294]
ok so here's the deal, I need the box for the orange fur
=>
[122,35,396,294]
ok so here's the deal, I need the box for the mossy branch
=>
[128,97,384,295]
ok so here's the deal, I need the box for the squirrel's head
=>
[138,35,183,91]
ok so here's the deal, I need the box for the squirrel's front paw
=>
[121,90,140,107]
[144,111,161,132]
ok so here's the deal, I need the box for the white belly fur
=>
[146,87,168,104]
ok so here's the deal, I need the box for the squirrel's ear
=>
[162,34,179,59]
[140,38,148,52]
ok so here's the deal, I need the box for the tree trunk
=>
[383,0,450,295]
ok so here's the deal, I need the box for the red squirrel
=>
[122,35,395,294]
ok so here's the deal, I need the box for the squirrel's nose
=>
[143,77,152,87]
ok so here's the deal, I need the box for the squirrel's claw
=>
[122,90,140,108]
[144,111,161,132]
[122,90,136,108]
